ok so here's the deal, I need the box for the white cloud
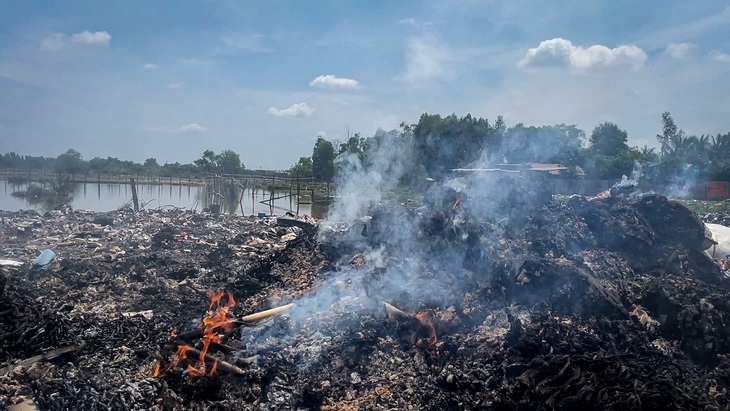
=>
[401,35,451,83]
[220,34,270,52]
[398,17,432,28]
[167,81,184,89]
[70,30,111,46]
[665,43,696,59]
[179,58,213,67]
[709,50,730,63]
[267,103,315,117]
[40,33,67,51]
[309,75,362,90]
[142,63,159,70]
[518,38,647,71]
[177,123,207,133]
[143,123,207,134]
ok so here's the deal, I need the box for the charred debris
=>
[1,171,730,410]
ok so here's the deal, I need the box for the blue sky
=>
[1,0,729,169]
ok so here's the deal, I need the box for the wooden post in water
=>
[130,177,140,211]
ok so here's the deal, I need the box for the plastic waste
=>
[31,249,56,271]
[704,223,730,260]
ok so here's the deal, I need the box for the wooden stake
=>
[130,177,139,211]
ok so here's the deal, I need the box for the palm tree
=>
[638,146,658,163]
[708,132,730,180]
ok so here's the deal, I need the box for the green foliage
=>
[589,148,643,180]
[55,149,86,174]
[657,111,682,157]
[216,150,244,174]
[638,146,659,164]
[1,148,247,179]
[193,149,245,174]
[590,122,628,157]
[290,157,313,177]
[502,123,584,164]
[194,150,217,172]
[312,137,336,182]
[413,113,500,178]
[338,133,368,161]
[708,133,730,180]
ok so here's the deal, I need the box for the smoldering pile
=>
[1,171,730,410]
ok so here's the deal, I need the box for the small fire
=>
[170,328,178,337]
[452,197,461,210]
[412,311,439,356]
[174,290,236,378]
[152,361,161,377]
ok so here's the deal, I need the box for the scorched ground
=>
[1,189,730,410]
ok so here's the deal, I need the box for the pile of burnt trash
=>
[1,187,730,410]
[0,207,327,410]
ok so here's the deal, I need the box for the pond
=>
[0,180,329,219]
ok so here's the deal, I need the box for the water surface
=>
[0,180,328,219]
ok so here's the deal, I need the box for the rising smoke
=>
[241,123,555,363]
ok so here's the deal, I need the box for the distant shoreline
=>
[1,171,207,186]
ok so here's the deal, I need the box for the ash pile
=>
[1,172,730,411]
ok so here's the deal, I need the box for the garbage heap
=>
[0,177,729,410]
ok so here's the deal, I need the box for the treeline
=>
[292,111,730,183]
[0,149,246,179]
[3,112,729,184]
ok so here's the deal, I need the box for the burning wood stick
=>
[239,303,295,323]
[189,339,241,355]
[175,303,295,342]
[382,301,411,320]
[180,347,246,375]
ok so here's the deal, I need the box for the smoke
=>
[324,129,414,224]
[666,164,701,199]
[241,125,552,365]
[609,161,701,200]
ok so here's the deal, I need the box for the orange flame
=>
[413,312,438,355]
[177,344,192,361]
[187,364,205,377]
[209,290,225,311]
[452,197,461,210]
[174,290,237,378]
[152,361,161,377]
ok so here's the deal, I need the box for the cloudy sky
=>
[1,0,729,169]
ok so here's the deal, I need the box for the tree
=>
[194,150,217,172]
[501,123,584,164]
[589,122,629,157]
[55,149,85,174]
[589,148,643,179]
[142,158,160,175]
[708,132,730,180]
[413,113,500,178]
[338,133,368,161]
[290,157,313,177]
[216,150,244,174]
[657,112,684,157]
[144,158,159,168]
[638,146,659,164]
[312,137,336,182]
